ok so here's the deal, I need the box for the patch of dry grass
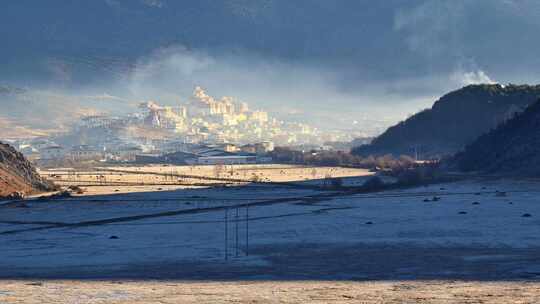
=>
[1,280,539,303]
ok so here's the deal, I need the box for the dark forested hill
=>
[352,84,540,158]
[453,99,540,176]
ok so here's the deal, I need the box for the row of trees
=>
[268,147,417,171]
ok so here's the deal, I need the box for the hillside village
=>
[4,87,350,167]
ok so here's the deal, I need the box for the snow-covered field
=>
[2,169,540,303]
[1,173,540,281]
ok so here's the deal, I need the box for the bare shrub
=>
[331,177,343,188]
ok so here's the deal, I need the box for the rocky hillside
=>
[0,142,53,197]
[352,84,540,158]
[453,99,540,176]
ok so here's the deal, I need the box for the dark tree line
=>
[268,147,417,171]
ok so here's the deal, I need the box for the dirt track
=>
[1,280,539,303]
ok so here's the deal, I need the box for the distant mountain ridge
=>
[453,99,540,176]
[352,84,540,158]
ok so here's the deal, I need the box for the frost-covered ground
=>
[1,176,540,281]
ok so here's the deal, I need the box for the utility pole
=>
[245,205,249,256]
[225,208,228,260]
[412,145,419,161]
[235,207,239,257]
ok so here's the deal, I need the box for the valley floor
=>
[1,166,540,302]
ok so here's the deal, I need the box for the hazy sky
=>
[1,0,540,130]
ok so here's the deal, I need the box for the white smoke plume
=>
[451,70,496,86]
